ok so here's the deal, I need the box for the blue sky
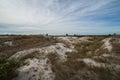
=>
[0,0,120,35]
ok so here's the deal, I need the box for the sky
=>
[0,0,120,35]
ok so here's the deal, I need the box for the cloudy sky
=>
[0,0,120,35]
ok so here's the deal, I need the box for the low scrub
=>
[0,58,20,80]
[67,39,103,60]
[0,35,57,59]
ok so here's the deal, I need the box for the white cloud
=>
[0,0,119,34]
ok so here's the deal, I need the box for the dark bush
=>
[0,58,20,80]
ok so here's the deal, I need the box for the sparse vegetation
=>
[49,54,120,80]
[0,35,120,80]
[46,52,86,80]
[0,35,58,59]
[47,53,59,65]
[20,51,40,61]
[112,43,120,54]
[67,38,104,60]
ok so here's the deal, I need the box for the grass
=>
[47,53,88,80]
[20,51,40,61]
[88,66,120,80]
[50,55,120,80]
[48,37,120,80]
[1,36,120,80]
[112,43,120,54]
[47,53,59,65]
[67,38,104,61]
[0,35,58,59]
[51,61,81,80]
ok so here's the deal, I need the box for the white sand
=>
[102,38,112,52]
[11,43,73,80]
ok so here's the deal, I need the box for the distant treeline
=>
[0,33,120,37]
[50,33,120,37]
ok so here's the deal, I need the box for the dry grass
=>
[0,35,58,59]
[20,51,40,61]
[48,52,120,80]
[1,36,120,80]
[88,66,112,80]
[67,38,104,61]
[47,53,59,65]
[50,55,120,80]
[112,43,120,54]
[49,37,120,80]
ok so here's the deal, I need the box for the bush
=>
[0,58,20,80]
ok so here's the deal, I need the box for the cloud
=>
[0,0,120,34]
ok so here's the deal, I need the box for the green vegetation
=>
[0,58,20,80]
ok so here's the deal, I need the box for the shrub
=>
[0,58,20,80]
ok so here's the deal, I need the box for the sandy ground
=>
[102,38,112,52]
[13,58,54,80]
[11,43,73,80]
